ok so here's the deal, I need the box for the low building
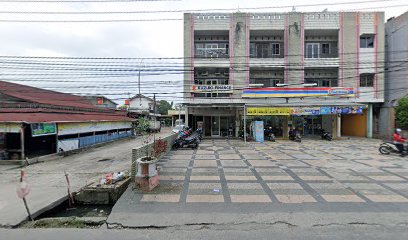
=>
[127,94,156,117]
[84,95,118,109]
[0,81,135,160]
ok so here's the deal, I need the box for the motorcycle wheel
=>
[379,146,391,155]
[327,136,332,141]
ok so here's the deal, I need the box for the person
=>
[393,128,406,155]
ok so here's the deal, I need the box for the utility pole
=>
[153,93,156,143]
[138,59,144,106]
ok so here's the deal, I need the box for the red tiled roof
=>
[0,81,97,109]
[0,108,134,123]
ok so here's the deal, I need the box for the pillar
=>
[283,117,289,139]
[20,126,25,160]
[367,104,373,138]
[337,114,341,138]
[184,107,189,127]
[235,107,240,137]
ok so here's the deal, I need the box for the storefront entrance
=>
[201,116,234,137]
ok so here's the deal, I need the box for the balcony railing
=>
[195,47,229,58]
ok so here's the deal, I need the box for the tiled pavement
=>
[133,138,408,205]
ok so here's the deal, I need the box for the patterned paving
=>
[136,139,408,204]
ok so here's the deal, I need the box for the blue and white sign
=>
[254,121,264,143]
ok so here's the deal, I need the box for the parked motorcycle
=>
[320,129,333,141]
[289,130,302,143]
[379,141,407,155]
[173,134,199,149]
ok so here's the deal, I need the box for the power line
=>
[0,0,396,14]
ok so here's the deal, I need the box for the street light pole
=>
[138,59,144,106]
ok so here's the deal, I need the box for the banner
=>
[291,107,320,116]
[247,107,292,116]
[57,139,79,152]
[0,123,21,133]
[31,123,56,137]
[243,87,354,98]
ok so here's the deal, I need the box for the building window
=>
[272,43,280,55]
[250,42,281,58]
[322,43,330,55]
[360,35,375,48]
[250,78,283,87]
[360,74,374,87]
[305,43,320,58]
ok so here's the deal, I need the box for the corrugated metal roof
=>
[0,81,97,109]
[0,108,134,123]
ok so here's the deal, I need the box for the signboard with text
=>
[243,87,354,98]
[191,85,233,93]
[247,107,292,116]
[31,123,57,137]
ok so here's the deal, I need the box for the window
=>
[360,35,374,48]
[250,78,283,87]
[360,74,374,87]
[305,43,319,58]
[322,43,330,55]
[272,43,280,55]
[250,42,282,58]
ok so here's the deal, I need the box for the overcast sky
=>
[0,0,407,104]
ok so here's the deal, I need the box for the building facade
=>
[183,11,385,139]
[0,81,134,160]
[379,11,408,139]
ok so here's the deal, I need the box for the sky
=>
[0,0,407,105]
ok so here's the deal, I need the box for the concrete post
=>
[235,107,239,137]
[367,104,373,138]
[20,126,25,160]
[337,114,341,138]
[184,106,189,127]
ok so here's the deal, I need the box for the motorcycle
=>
[379,141,407,155]
[173,133,199,149]
[320,129,333,141]
[289,130,302,143]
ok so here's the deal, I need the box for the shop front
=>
[245,106,365,140]
[187,107,237,137]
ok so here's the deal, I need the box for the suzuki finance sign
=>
[191,85,233,93]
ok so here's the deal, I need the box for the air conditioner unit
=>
[201,71,208,76]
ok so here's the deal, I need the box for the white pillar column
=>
[367,104,373,138]
[337,114,341,138]
[185,107,189,127]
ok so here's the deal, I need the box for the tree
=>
[157,100,173,115]
[396,97,408,129]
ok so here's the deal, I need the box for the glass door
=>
[306,43,320,58]
[211,116,220,136]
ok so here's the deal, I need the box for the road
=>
[0,128,172,227]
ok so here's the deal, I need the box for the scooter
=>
[379,141,407,156]
[320,129,333,141]
[289,130,302,143]
[173,134,199,149]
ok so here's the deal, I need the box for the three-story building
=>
[183,11,384,139]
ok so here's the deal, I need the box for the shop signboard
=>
[329,106,364,115]
[0,123,21,133]
[191,85,233,93]
[254,121,264,143]
[58,121,132,136]
[320,107,331,115]
[291,107,320,116]
[247,107,292,116]
[31,123,57,137]
[242,87,354,98]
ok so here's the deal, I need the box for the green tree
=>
[158,100,173,115]
[396,97,408,129]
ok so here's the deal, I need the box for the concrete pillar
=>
[283,117,289,139]
[337,114,342,138]
[20,126,25,160]
[185,107,189,127]
[367,104,373,138]
[235,107,240,137]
